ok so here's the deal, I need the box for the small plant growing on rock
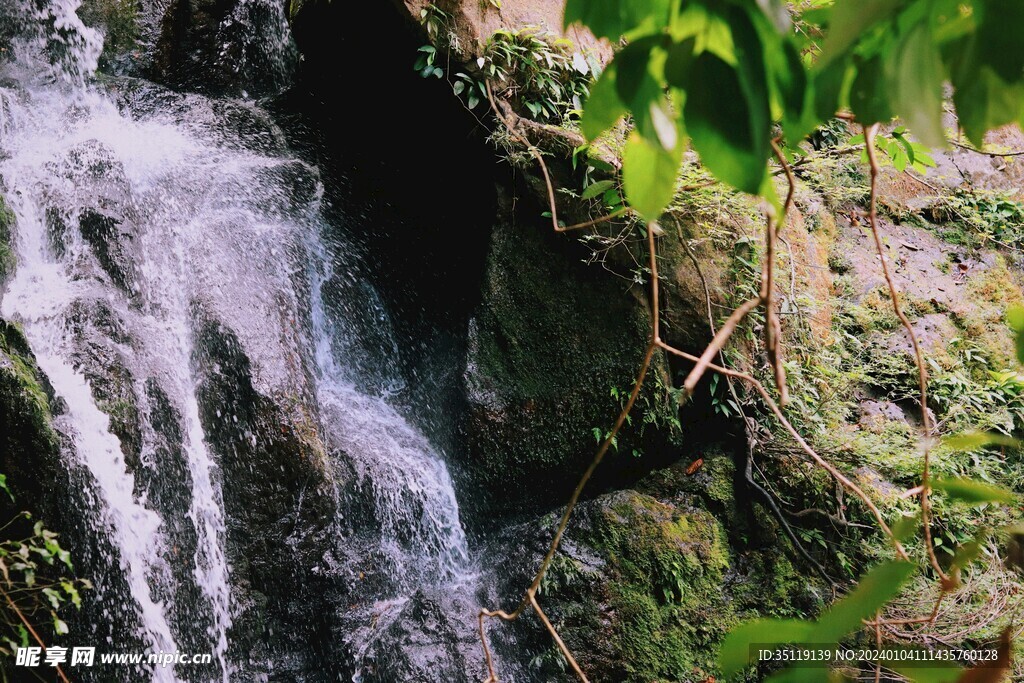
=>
[0,476,89,668]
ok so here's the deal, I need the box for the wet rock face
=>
[0,320,150,677]
[346,590,475,683]
[192,317,347,680]
[151,0,297,95]
[45,139,141,294]
[484,473,827,683]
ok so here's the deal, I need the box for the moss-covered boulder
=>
[489,480,827,683]
[0,320,61,509]
[555,490,732,682]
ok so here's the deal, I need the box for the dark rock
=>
[46,139,141,293]
[63,297,143,470]
[353,591,472,683]
[460,192,675,511]
[192,315,347,680]
[484,485,826,683]
[858,399,907,433]
[0,319,150,681]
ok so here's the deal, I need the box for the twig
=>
[485,81,625,234]
[680,224,835,585]
[951,140,1024,157]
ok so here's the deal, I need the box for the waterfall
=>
[0,1,474,679]
[309,245,470,590]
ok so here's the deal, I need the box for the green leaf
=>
[614,38,673,147]
[0,474,10,502]
[719,619,814,678]
[622,129,684,220]
[975,0,1024,84]
[53,615,68,636]
[60,580,81,609]
[1007,305,1024,366]
[581,180,616,200]
[943,431,1020,451]
[771,39,812,143]
[817,0,903,69]
[951,540,983,571]
[932,477,1016,505]
[663,37,696,90]
[564,0,671,40]
[849,55,893,125]
[815,561,916,642]
[813,58,853,122]
[886,22,946,148]
[891,512,920,542]
[684,52,768,194]
[42,587,61,610]
[581,60,627,141]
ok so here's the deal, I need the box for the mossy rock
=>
[462,201,676,507]
[79,0,139,71]
[518,486,829,682]
[0,195,16,285]
[0,319,64,525]
[534,490,732,682]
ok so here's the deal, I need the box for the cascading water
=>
[0,0,476,679]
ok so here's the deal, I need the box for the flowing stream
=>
[0,0,473,679]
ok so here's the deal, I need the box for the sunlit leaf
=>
[943,431,1020,451]
[1007,306,1024,366]
[886,22,946,147]
[719,619,814,678]
[932,478,1016,505]
[581,180,616,200]
[622,129,684,220]
[817,0,903,68]
[815,561,916,642]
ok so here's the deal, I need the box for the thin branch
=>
[0,585,70,683]
[530,594,589,682]
[863,123,946,583]
[950,140,1024,157]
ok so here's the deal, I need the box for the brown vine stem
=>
[684,146,796,401]
[950,140,1024,157]
[766,139,798,406]
[0,585,71,683]
[862,124,947,584]
[655,341,908,559]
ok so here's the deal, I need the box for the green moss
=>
[79,0,139,70]
[0,321,50,415]
[954,255,1024,366]
[580,492,732,682]
[0,195,15,283]
[0,320,59,481]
